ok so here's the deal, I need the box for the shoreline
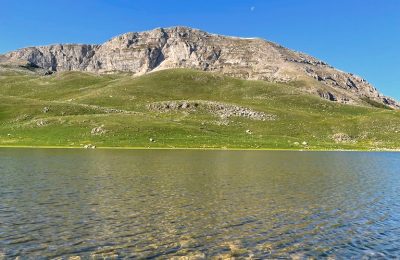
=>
[0,145,399,152]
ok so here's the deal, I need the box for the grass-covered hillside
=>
[0,68,399,150]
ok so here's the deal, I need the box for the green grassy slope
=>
[0,68,399,150]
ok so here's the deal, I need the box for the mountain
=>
[1,26,398,109]
[1,27,400,150]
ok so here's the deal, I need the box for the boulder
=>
[91,125,106,135]
[83,144,96,149]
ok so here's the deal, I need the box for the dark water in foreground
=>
[0,149,400,259]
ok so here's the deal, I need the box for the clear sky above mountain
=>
[1,0,399,99]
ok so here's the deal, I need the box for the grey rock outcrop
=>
[148,100,276,121]
[2,26,398,109]
[4,44,98,71]
[91,125,106,135]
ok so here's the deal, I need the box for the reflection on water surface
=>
[0,149,399,258]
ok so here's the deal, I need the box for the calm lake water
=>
[0,149,400,259]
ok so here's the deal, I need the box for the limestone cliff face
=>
[4,44,98,71]
[2,26,398,108]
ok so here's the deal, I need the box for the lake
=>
[0,149,399,258]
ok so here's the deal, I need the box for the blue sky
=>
[1,0,399,99]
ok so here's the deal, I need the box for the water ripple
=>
[0,149,399,258]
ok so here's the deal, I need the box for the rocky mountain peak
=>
[1,26,398,109]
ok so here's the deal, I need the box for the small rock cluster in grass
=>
[83,144,96,149]
[89,106,127,114]
[102,107,127,114]
[36,119,47,127]
[12,114,32,123]
[91,125,106,135]
[76,103,133,114]
[293,141,308,147]
[148,100,276,121]
[331,133,355,143]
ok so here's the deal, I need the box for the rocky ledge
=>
[148,100,276,121]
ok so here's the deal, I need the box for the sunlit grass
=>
[0,68,399,150]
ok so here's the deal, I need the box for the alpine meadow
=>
[0,27,399,150]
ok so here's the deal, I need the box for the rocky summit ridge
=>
[1,26,398,109]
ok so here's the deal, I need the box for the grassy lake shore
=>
[0,145,399,152]
[1,69,399,151]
